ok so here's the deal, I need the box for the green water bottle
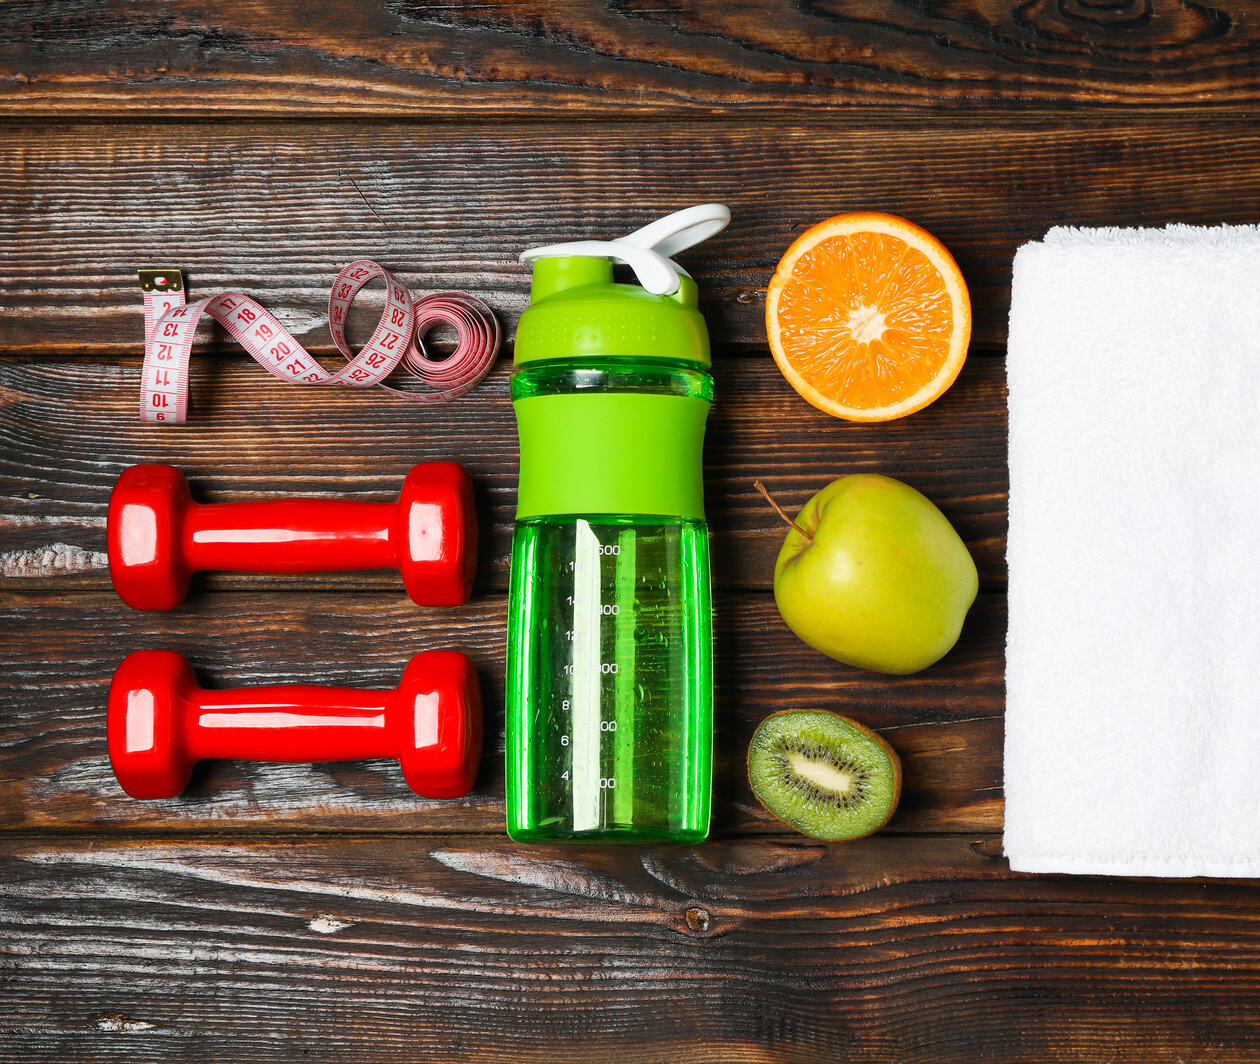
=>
[506,204,729,843]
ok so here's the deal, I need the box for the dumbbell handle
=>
[180,499,398,574]
[177,683,398,763]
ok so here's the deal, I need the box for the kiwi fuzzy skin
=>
[747,710,903,840]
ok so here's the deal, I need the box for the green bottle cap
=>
[515,259,709,367]
[514,204,730,368]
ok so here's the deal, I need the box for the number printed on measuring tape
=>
[137,262,500,424]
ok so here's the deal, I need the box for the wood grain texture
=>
[7,6,1260,1061]
[0,354,1008,592]
[5,0,1260,117]
[4,834,1260,1064]
[7,121,1260,354]
[0,589,1003,834]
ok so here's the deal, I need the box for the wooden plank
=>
[3,833,1259,1063]
[6,121,1260,353]
[0,589,1003,834]
[5,1,1260,117]
[0,353,1009,593]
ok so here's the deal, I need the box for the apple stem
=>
[753,480,813,543]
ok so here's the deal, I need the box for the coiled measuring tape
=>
[138,262,500,424]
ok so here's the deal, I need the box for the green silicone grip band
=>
[514,392,711,520]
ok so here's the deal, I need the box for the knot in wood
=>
[684,906,711,933]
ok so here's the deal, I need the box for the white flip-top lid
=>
[520,203,731,296]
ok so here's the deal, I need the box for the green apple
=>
[766,475,978,674]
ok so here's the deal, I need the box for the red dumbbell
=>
[108,462,476,610]
[108,649,483,800]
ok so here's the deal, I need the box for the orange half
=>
[766,213,971,422]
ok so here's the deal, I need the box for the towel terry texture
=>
[1004,224,1260,878]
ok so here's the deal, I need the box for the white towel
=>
[1004,225,1260,878]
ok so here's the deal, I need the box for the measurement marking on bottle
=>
[565,661,620,675]
[570,520,603,831]
[562,521,657,829]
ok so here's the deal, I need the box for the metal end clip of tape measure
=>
[138,263,501,424]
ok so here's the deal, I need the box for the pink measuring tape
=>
[138,262,500,423]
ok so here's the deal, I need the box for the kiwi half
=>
[747,710,901,841]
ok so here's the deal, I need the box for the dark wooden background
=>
[3,3,1260,1061]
